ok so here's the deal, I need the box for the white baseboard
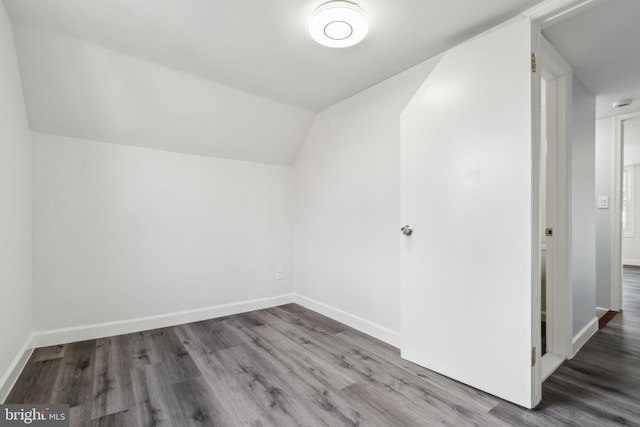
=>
[22,293,400,389]
[540,352,564,382]
[623,259,640,267]
[595,307,609,319]
[32,294,294,348]
[571,316,598,358]
[293,293,401,348]
[0,336,34,403]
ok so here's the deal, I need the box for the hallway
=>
[490,266,640,425]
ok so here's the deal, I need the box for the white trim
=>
[293,293,401,348]
[9,293,399,400]
[623,259,640,267]
[529,28,574,407]
[530,21,542,407]
[531,21,544,409]
[32,294,294,348]
[622,166,635,237]
[571,317,598,358]
[612,116,623,311]
[595,307,609,318]
[537,34,573,360]
[540,352,564,382]
[538,37,572,78]
[522,0,606,28]
[553,70,573,358]
[0,337,34,403]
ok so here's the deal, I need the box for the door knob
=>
[401,225,413,236]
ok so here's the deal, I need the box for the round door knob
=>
[401,225,413,236]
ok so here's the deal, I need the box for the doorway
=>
[538,0,640,322]
[614,113,640,312]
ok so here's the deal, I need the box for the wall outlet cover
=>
[597,196,609,209]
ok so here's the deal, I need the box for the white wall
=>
[595,117,615,308]
[12,25,314,165]
[293,59,440,344]
[0,2,33,399]
[33,133,293,335]
[571,75,597,334]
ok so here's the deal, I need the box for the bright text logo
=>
[0,405,68,426]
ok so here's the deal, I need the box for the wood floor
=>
[6,270,640,426]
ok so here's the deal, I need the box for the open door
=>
[400,18,541,408]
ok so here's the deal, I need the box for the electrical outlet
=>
[275,268,284,280]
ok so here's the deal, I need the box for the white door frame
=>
[536,36,573,376]
[523,0,600,379]
[612,111,640,311]
[524,0,607,29]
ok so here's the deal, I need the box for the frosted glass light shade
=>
[309,1,368,48]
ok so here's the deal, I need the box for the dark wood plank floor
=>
[6,270,640,426]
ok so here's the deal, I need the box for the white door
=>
[400,18,541,408]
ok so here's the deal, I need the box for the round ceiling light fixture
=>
[309,1,368,48]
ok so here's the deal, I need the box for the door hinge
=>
[531,347,537,366]
[531,53,537,73]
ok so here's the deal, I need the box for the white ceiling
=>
[543,0,640,119]
[6,0,639,163]
[6,0,640,164]
[2,0,542,112]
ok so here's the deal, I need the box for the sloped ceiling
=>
[12,26,315,165]
[3,0,543,164]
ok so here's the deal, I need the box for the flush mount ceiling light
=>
[309,1,368,48]
[613,99,632,109]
